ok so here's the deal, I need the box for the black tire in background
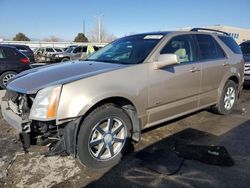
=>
[61,58,70,62]
[77,104,132,168]
[0,71,17,89]
[212,80,238,115]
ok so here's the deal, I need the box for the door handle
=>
[223,62,229,67]
[189,67,200,73]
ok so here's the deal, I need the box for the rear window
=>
[196,34,225,60]
[240,42,250,55]
[218,36,242,54]
[14,46,31,53]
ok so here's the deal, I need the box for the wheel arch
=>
[79,96,141,143]
[218,74,241,102]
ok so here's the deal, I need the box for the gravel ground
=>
[1,88,250,187]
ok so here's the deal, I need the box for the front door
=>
[147,34,201,125]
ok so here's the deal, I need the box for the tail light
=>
[20,57,30,64]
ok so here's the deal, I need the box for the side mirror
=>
[154,54,180,69]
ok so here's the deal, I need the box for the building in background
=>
[179,25,250,44]
[205,25,250,44]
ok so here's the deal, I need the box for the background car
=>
[240,41,250,84]
[34,47,63,63]
[51,45,100,62]
[6,44,35,63]
[0,45,31,88]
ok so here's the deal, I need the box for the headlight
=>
[29,85,62,120]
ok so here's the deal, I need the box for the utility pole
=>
[94,15,103,43]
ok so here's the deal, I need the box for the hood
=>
[7,61,126,94]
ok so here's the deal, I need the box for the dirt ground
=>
[1,88,250,188]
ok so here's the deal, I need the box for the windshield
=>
[87,34,164,64]
[65,46,76,53]
[240,43,250,55]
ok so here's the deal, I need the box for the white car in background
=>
[34,47,63,63]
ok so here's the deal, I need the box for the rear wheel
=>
[212,80,237,115]
[0,71,17,89]
[77,104,132,168]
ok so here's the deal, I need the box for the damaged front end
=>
[1,89,80,157]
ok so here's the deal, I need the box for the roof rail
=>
[190,28,229,36]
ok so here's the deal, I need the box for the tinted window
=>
[196,34,225,60]
[73,47,82,53]
[46,48,54,52]
[14,46,31,53]
[218,36,242,54]
[55,48,62,52]
[161,35,196,63]
[0,47,22,59]
[82,46,87,52]
[240,43,250,55]
[214,40,226,59]
[0,48,5,59]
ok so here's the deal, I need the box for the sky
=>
[0,0,250,41]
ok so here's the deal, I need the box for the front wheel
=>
[0,71,17,89]
[212,80,238,115]
[77,104,132,168]
[61,58,70,62]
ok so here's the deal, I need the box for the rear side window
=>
[0,47,22,59]
[218,36,242,54]
[196,34,225,60]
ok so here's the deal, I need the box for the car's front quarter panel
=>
[56,64,149,125]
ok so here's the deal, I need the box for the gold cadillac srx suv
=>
[1,28,244,168]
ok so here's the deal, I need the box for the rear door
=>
[195,34,228,107]
[147,34,201,124]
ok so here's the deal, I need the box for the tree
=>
[74,33,88,42]
[87,22,116,43]
[13,32,30,41]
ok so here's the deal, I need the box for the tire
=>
[212,80,238,115]
[0,71,17,89]
[77,104,132,168]
[61,58,70,62]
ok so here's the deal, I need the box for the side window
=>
[0,48,5,59]
[82,46,87,52]
[219,36,242,54]
[161,35,196,63]
[73,47,82,53]
[196,34,225,60]
[214,40,226,59]
[46,48,54,52]
[2,48,20,59]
